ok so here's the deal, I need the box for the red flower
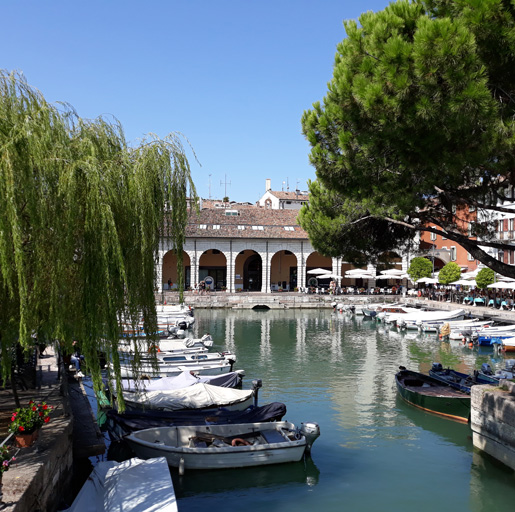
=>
[44,417,50,423]
[43,405,48,410]
[19,426,25,432]
[32,406,37,412]
[39,412,43,417]
[11,416,15,422]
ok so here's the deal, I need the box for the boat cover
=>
[116,370,242,393]
[65,457,177,512]
[107,402,287,433]
[122,382,254,411]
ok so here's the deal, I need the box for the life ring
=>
[231,438,251,447]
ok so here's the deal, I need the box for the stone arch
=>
[305,252,332,289]
[235,250,262,291]
[162,250,192,290]
[198,249,227,290]
[270,250,298,291]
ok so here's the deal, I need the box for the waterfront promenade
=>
[0,292,514,510]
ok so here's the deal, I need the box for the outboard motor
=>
[252,378,262,407]
[176,320,188,330]
[167,326,179,338]
[431,362,443,373]
[481,363,493,376]
[200,333,213,347]
[225,353,237,371]
[398,319,406,330]
[300,422,321,454]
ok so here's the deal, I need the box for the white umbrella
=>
[307,268,331,275]
[379,269,405,275]
[417,277,439,284]
[450,279,475,286]
[317,273,342,279]
[345,273,375,279]
[487,282,515,289]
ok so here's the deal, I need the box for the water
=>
[105,309,515,511]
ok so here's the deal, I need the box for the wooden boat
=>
[428,363,498,393]
[395,367,471,422]
[125,420,320,474]
[64,457,177,511]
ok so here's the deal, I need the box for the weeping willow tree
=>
[0,70,198,408]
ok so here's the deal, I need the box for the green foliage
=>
[407,257,433,282]
[438,262,462,284]
[8,401,53,434]
[301,0,515,277]
[0,71,198,409]
[476,267,495,289]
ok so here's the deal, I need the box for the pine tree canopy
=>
[300,0,515,276]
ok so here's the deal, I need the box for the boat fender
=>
[231,438,251,447]
[417,290,422,297]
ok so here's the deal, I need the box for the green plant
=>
[8,401,53,435]
[438,262,462,285]
[408,257,433,283]
[1,446,15,474]
[476,268,495,289]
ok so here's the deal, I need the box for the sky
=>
[2,0,391,203]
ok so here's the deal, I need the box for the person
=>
[167,278,172,289]
[199,280,205,295]
[70,340,85,378]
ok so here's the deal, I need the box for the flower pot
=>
[14,429,39,448]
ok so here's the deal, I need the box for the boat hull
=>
[125,422,311,470]
[395,369,470,422]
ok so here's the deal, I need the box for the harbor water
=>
[105,308,515,511]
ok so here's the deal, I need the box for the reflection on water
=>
[172,456,320,498]
[97,308,515,511]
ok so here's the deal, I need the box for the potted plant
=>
[8,401,53,448]
[0,445,15,504]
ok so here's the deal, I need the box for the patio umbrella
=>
[307,268,331,275]
[317,273,342,279]
[487,282,515,289]
[450,279,475,286]
[417,277,439,284]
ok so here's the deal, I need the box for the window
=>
[212,225,220,230]
[252,226,264,230]
[430,232,437,241]
[469,205,476,212]
[199,224,207,229]
[467,252,474,261]
[237,225,246,230]
[451,246,457,261]
[284,226,295,231]
[225,210,239,216]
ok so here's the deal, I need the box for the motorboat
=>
[493,336,515,352]
[120,382,257,412]
[63,457,177,511]
[125,420,321,474]
[479,360,515,380]
[471,324,515,346]
[396,309,467,330]
[115,358,237,379]
[106,401,287,439]
[428,363,499,393]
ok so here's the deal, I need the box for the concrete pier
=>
[471,380,515,472]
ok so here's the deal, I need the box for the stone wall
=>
[470,380,515,472]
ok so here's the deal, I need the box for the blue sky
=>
[2,0,391,202]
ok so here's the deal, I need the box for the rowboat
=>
[395,367,471,422]
[396,309,467,330]
[125,420,320,474]
[64,457,177,511]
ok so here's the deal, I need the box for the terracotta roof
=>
[269,190,309,201]
[184,205,309,239]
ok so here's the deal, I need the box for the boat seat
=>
[261,429,288,444]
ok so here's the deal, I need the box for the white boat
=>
[114,369,245,393]
[64,457,177,512]
[121,382,256,411]
[116,358,236,379]
[396,309,467,330]
[125,421,321,474]
[445,321,495,339]
[418,318,485,334]
[156,303,194,316]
